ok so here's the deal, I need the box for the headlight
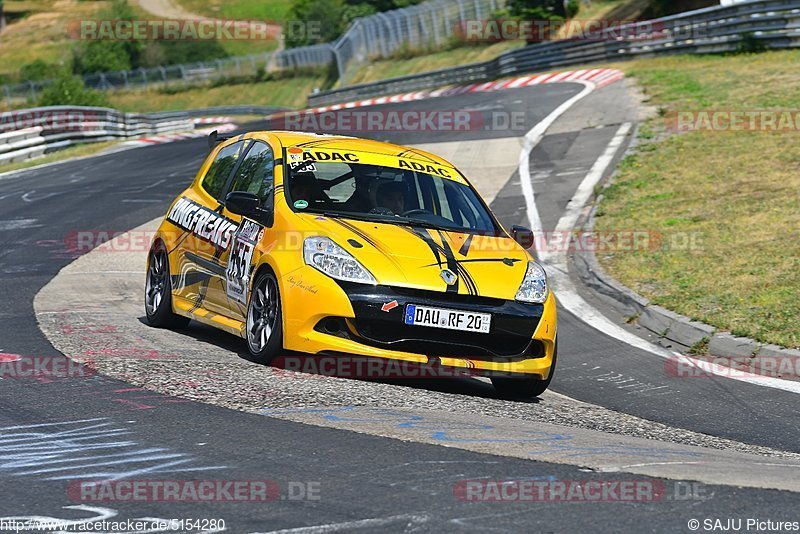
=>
[304,236,376,284]
[515,261,548,303]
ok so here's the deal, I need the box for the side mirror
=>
[511,225,535,250]
[225,191,262,219]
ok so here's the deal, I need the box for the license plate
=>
[404,304,491,334]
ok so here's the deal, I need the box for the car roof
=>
[243,130,456,169]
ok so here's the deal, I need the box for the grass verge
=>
[595,51,800,348]
[341,42,523,86]
[108,74,327,111]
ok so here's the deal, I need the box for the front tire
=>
[492,339,558,399]
[144,241,190,329]
[246,270,283,364]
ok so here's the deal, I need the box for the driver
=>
[375,181,406,215]
[290,172,327,206]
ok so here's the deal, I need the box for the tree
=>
[284,0,346,48]
[0,0,6,32]
[506,0,568,20]
[38,72,109,107]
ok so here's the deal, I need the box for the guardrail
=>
[0,104,293,166]
[307,0,800,106]
[0,106,194,165]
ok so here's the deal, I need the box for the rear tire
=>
[492,339,558,399]
[246,270,283,364]
[144,241,190,329]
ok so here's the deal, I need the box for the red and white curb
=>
[301,68,624,115]
[193,117,234,125]
[120,123,238,148]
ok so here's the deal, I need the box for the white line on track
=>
[518,103,800,396]
[518,81,594,236]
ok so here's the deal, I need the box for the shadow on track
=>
[138,315,539,403]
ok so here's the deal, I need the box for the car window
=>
[201,141,244,200]
[228,142,275,207]
[313,163,355,203]
[286,161,498,233]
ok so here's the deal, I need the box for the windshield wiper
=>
[315,211,455,232]
[402,218,452,231]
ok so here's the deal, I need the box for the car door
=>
[211,140,277,320]
[172,139,247,313]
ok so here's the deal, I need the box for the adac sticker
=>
[294,199,309,210]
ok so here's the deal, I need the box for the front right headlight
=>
[303,236,376,284]
[515,261,548,304]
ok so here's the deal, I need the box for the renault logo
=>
[440,269,457,286]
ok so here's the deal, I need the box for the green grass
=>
[342,41,523,86]
[107,74,327,112]
[173,0,293,24]
[595,50,800,348]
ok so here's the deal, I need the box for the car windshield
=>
[284,158,499,234]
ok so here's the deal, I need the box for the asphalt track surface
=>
[1,82,799,532]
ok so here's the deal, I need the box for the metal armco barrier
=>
[0,104,295,166]
[307,0,800,106]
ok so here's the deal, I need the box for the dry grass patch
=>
[0,0,109,77]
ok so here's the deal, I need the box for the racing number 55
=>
[219,141,276,317]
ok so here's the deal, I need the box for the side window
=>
[201,142,243,200]
[228,142,275,206]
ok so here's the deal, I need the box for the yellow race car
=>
[145,130,557,397]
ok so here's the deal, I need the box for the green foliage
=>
[506,0,567,20]
[159,40,229,65]
[72,40,134,74]
[38,72,109,107]
[284,0,423,48]
[70,0,228,75]
[735,32,768,55]
[342,3,377,25]
[644,0,717,18]
[565,0,580,18]
[19,60,56,82]
[285,0,345,47]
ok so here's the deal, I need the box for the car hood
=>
[298,214,531,300]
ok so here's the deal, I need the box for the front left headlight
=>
[515,261,548,303]
[303,236,376,284]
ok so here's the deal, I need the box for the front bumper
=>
[280,266,557,378]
